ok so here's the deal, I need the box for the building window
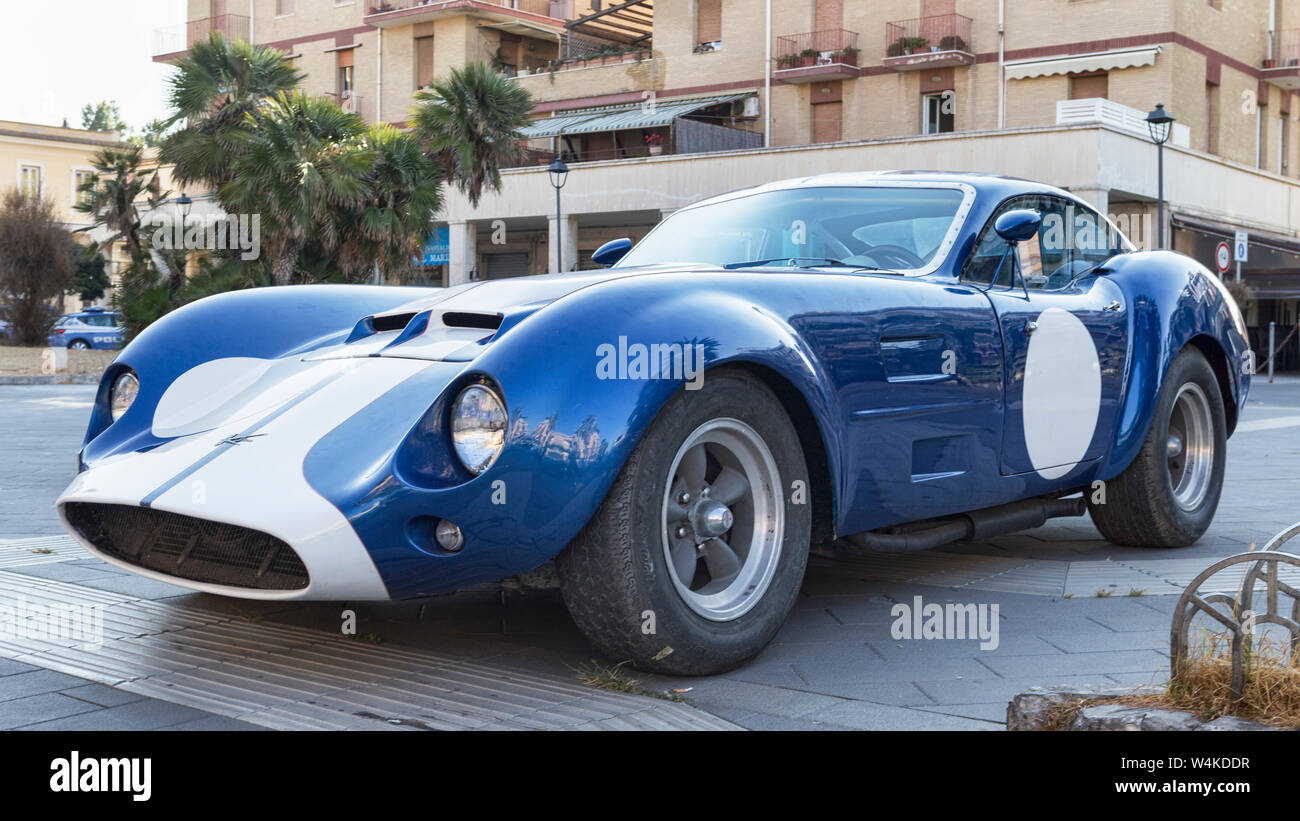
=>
[1280,114,1289,175]
[276,0,293,15]
[1068,72,1108,100]
[19,165,41,198]
[1256,104,1266,169]
[415,35,434,88]
[74,170,93,206]
[696,0,722,51]
[338,48,355,111]
[922,92,954,135]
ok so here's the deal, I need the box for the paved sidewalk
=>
[1,378,1297,730]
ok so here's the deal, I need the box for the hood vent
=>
[441,311,502,331]
[372,312,418,332]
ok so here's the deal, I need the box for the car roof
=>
[679,170,1083,212]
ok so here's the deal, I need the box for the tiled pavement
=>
[0,378,1297,730]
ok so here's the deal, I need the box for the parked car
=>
[57,172,1250,674]
[47,308,125,350]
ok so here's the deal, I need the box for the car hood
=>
[306,264,710,363]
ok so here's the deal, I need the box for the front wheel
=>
[68,340,90,350]
[556,371,811,675]
[1087,348,1227,547]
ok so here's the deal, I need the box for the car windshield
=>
[617,185,969,272]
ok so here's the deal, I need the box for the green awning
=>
[519,93,751,139]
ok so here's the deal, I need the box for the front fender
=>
[1100,251,1250,479]
[306,273,843,599]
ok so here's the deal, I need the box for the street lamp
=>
[548,157,569,272]
[1145,104,1175,249]
[174,193,193,279]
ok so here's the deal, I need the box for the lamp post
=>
[1145,104,1174,249]
[175,193,193,278]
[548,157,569,272]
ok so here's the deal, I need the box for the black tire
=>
[556,370,811,675]
[1087,347,1227,547]
[68,340,90,350]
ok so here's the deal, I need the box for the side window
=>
[963,195,1117,290]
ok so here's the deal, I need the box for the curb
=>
[0,374,102,385]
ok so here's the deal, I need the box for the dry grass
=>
[1040,632,1300,730]
[0,345,115,376]
[1158,632,1300,729]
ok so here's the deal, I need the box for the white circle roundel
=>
[1022,307,1101,479]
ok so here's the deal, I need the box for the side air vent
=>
[441,311,502,331]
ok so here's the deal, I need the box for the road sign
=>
[1234,231,1249,263]
[1215,241,1231,274]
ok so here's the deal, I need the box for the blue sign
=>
[417,226,450,266]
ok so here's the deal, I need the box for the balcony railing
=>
[1266,29,1300,67]
[365,0,573,19]
[883,13,973,70]
[1056,98,1190,148]
[773,29,860,71]
[153,14,251,57]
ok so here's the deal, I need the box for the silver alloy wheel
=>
[1166,382,1214,511]
[660,418,784,622]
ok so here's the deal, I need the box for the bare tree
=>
[0,188,76,345]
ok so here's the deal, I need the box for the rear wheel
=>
[556,371,811,675]
[1087,348,1227,547]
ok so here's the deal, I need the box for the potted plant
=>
[799,47,818,67]
[938,35,967,52]
[643,133,665,155]
[887,36,928,57]
[838,45,860,66]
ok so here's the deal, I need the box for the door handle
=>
[1023,320,1038,335]
[1102,300,1122,312]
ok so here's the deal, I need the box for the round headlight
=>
[110,371,139,422]
[451,384,506,475]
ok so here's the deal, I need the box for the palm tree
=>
[75,144,164,264]
[221,91,373,285]
[161,32,302,191]
[333,124,444,280]
[411,62,534,207]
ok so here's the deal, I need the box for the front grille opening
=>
[64,502,309,591]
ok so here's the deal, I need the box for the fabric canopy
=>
[519,93,751,139]
[1005,46,1161,80]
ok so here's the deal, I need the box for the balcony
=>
[152,14,251,61]
[365,0,574,35]
[1262,29,1300,89]
[1056,98,1190,148]
[882,13,974,71]
[773,29,860,83]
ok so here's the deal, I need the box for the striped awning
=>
[519,93,751,139]
[1005,46,1162,80]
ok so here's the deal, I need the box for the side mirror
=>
[994,209,1042,243]
[591,237,633,267]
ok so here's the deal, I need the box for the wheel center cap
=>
[1167,431,1184,459]
[691,499,734,540]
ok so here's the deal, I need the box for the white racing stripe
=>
[58,356,434,601]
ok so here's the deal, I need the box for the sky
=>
[0,0,187,132]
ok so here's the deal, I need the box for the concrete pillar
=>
[1069,187,1110,218]
[447,219,475,285]
[548,214,579,272]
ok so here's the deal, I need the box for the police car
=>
[48,308,125,350]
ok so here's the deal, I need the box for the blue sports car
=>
[58,172,1250,674]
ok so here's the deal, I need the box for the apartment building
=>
[157,0,1300,367]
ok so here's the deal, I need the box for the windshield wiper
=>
[722,256,847,270]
